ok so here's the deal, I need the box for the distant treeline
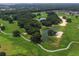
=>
[0,8,79,15]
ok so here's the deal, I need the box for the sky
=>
[0,0,79,3]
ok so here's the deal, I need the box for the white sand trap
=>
[59,16,67,26]
[22,32,27,35]
[56,31,64,38]
[0,23,3,26]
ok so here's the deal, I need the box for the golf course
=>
[0,11,79,56]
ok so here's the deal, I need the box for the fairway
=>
[0,11,79,56]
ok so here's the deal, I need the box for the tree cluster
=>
[0,25,5,31]
[41,12,61,26]
[48,29,56,36]
[13,30,21,37]
[17,12,42,44]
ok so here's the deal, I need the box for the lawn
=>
[55,12,79,55]
[0,12,79,56]
[39,12,79,55]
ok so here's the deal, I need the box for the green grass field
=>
[0,12,79,56]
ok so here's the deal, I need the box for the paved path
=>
[0,29,30,42]
[20,35,31,42]
[1,30,79,53]
[37,41,79,52]
[0,29,12,35]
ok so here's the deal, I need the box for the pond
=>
[41,26,58,41]
[41,30,48,41]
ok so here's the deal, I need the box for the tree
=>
[29,20,41,29]
[2,15,14,24]
[37,13,41,16]
[18,11,35,20]
[31,36,42,44]
[48,29,56,36]
[41,12,61,26]
[67,18,72,23]
[31,14,36,18]
[8,19,14,24]
[0,52,6,56]
[13,15,18,20]
[24,19,41,35]
[0,26,5,31]
[13,30,20,37]
[24,25,40,35]
[1,15,9,21]
[63,16,66,19]
[32,32,41,38]
[40,20,52,26]
[75,15,78,18]
[17,18,27,28]
[30,32,42,44]
[46,13,61,24]
[47,11,55,16]
[18,21,25,28]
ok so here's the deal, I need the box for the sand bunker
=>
[56,31,64,38]
[0,23,3,26]
[59,16,67,26]
[22,32,27,35]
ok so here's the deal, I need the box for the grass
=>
[0,12,79,56]
[39,12,79,56]
[35,12,47,19]
[57,13,79,55]
[0,33,28,55]
[0,19,40,56]
[68,44,79,56]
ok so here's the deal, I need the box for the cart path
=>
[37,41,79,52]
[1,30,79,53]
